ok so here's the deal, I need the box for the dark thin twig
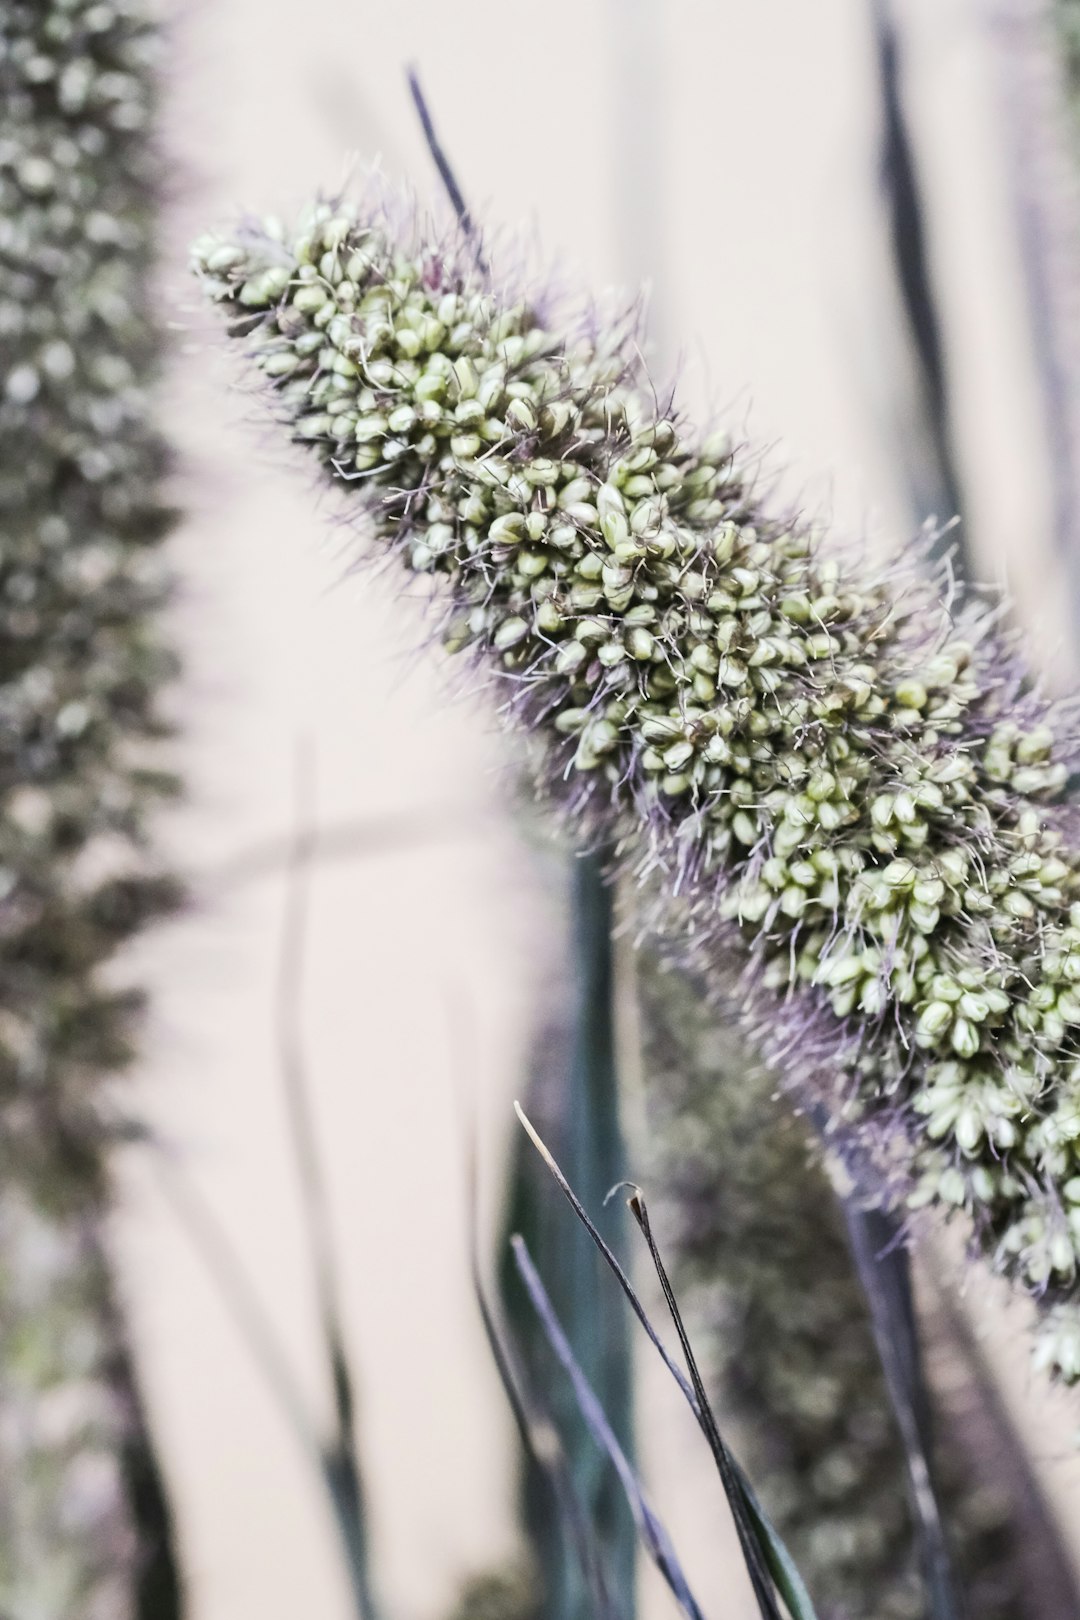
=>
[457,1093,621,1620]
[624,1192,783,1620]
[150,1142,322,1459]
[406,66,487,271]
[446,985,621,1620]
[515,1107,696,1411]
[510,1236,707,1620]
[278,740,379,1620]
[513,1107,786,1620]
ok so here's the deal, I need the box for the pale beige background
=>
[111,2,1080,1617]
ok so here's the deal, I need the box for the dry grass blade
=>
[501,852,636,1620]
[150,1142,324,1464]
[470,1252,622,1620]
[510,1235,706,1620]
[513,1106,816,1620]
[458,1079,622,1620]
[624,1189,815,1620]
[152,1133,380,1620]
[406,64,487,270]
[277,743,379,1620]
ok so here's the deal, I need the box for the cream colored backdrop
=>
[112,2,1080,1617]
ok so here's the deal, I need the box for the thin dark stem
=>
[510,1236,706,1620]
[625,1193,782,1620]
[151,1142,322,1461]
[406,66,487,272]
[513,1107,796,1620]
[458,1088,621,1620]
[277,741,379,1620]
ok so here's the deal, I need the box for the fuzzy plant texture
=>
[0,0,178,1610]
[641,959,1028,1620]
[196,187,1080,1383]
[1058,0,1080,104]
[0,1181,134,1616]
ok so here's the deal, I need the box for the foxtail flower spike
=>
[0,1,179,1607]
[196,185,1080,1383]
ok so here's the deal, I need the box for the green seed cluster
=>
[641,960,1029,1620]
[1,1,177,1605]
[196,193,1080,1381]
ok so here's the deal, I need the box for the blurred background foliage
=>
[0,3,179,1615]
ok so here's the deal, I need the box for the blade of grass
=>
[510,1235,706,1620]
[277,740,379,1620]
[501,857,637,1620]
[624,1187,817,1620]
[452,1017,622,1620]
[151,1137,383,1617]
[514,1105,817,1620]
[471,1238,622,1620]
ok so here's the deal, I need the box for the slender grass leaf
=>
[500,856,636,1620]
[626,1189,816,1620]
[515,1105,821,1620]
[277,747,379,1620]
[459,1093,622,1620]
[511,1236,706,1620]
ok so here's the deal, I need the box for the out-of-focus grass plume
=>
[1058,0,1080,101]
[0,1188,132,1616]
[444,1566,540,1620]
[0,0,180,1610]
[639,961,1042,1620]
